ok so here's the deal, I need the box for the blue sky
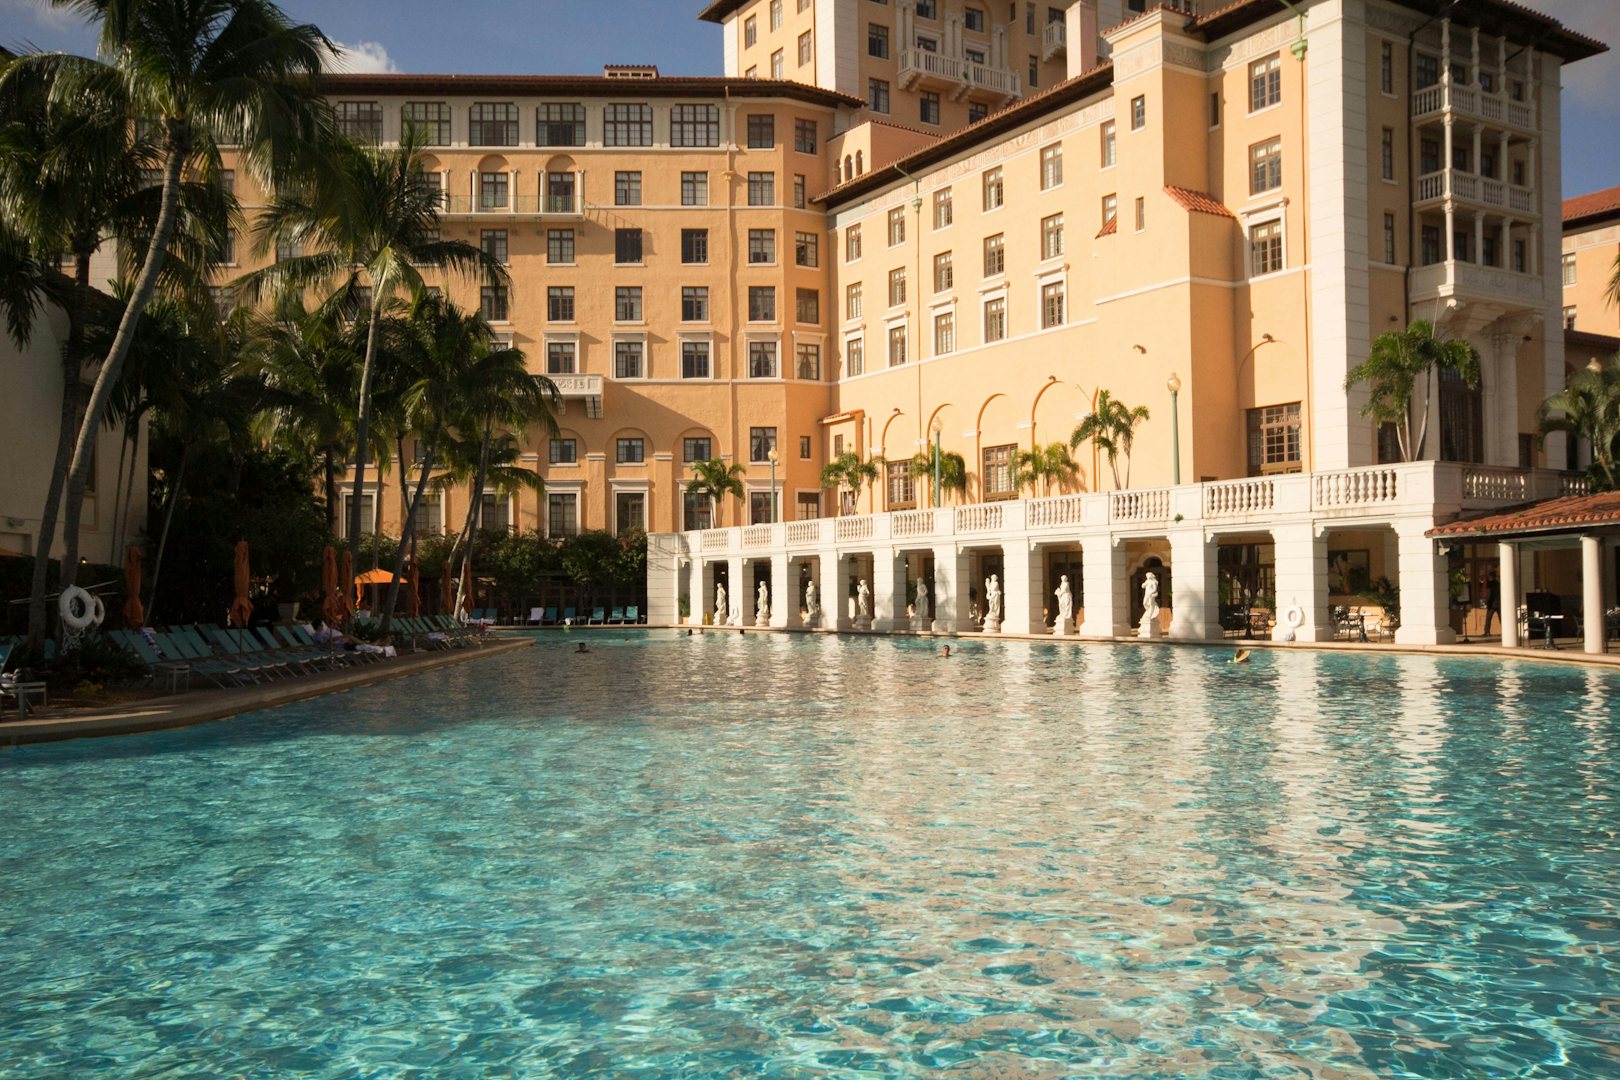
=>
[3,0,1617,194]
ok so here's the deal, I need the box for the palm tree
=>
[1540,354,1620,491]
[1011,442,1079,496]
[5,0,332,609]
[688,457,747,526]
[1345,319,1481,462]
[820,451,883,515]
[907,450,968,505]
[243,126,509,578]
[1070,390,1150,489]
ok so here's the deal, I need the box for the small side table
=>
[6,681,48,720]
[154,662,191,694]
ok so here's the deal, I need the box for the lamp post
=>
[767,447,779,523]
[1166,371,1182,486]
[931,418,943,507]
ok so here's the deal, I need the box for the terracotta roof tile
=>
[1564,185,1620,226]
[1096,215,1118,238]
[1164,185,1236,219]
[320,72,863,108]
[1427,491,1620,539]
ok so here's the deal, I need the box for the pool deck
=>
[1,636,533,747]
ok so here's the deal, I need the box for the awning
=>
[1428,491,1620,541]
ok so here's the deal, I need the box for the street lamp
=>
[767,447,779,523]
[931,417,943,508]
[1166,371,1182,486]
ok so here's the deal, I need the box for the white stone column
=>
[828,550,853,631]
[725,556,746,625]
[770,555,793,629]
[1269,524,1329,642]
[688,557,708,626]
[1394,523,1458,644]
[1002,539,1040,634]
[872,547,903,631]
[1080,536,1128,637]
[736,557,756,626]
[1583,535,1606,655]
[1166,530,1219,640]
[1499,540,1519,647]
[646,537,682,627]
[932,545,970,633]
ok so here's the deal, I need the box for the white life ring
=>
[91,595,106,626]
[1282,605,1306,629]
[59,585,96,631]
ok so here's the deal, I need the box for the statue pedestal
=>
[854,615,872,631]
[802,611,820,629]
[1138,618,1158,639]
[931,619,949,634]
[1052,617,1073,636]
[983,616,1002,634]
[910,615,932,633]
[755,613,770,628]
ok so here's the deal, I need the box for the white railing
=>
[1312,467,1399,510]
[1561,472,1592,497]
[962,62,1020,97]
[1462,465,1528,503]
[835,516,873,542]
[1509,187,1536,214]
[1204,478,1275,519]
[1109,488,1170,524]
[1412,84,1442,116]
[1416,169,1537,216]
[1412,82,1536,132]
[1507,101,1534,129]
[1410,260,1546,306]
[1042,20,1067,57]
[955,504,1003,533]
[701,528,730,551]
[743,525,773,548]
[785,520,822,546]
[892,509,938,539]
[899,49,963,84]
[1028,494,1085,529]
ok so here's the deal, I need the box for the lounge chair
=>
[626,605,640,624]
[151,630,257,687]
[108,630,193,691]
[561,606,577,626]
[608,607,624,624]
[207,626,305,678]
[589,607,605,625]
[528,607,543,625]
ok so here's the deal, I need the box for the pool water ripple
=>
[3,634,1619,1077]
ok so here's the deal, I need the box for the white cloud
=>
[1529,0,1620,109]
[329,39,399,75]
[0,0,82,32]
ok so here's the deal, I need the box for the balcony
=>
[962,60,1021,100]
[1409,259,1546,310]
[439,191,584,218]
[1414,169,1538,216]
[549,372,603,418]
[1412,82,1536,133]
[897,48,963,92]
[1042,20,1066,62]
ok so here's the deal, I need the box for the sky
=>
[2,0,1617,194]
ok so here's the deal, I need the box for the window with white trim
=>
[1040,143,1063,189]
[1040,280,1065,329]
[1041,213,1064,259]
[1250,220,1283,276]
[983,295,1006,343]
[887,323,907,366]
[933,310,955,355]
[1249,54,1282,111]
[846,282,862,320]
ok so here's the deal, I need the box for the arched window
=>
[843,155,853,182]
[855,149,864,175]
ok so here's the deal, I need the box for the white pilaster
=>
[1582,535,1605,655]
[771,555,793,629]
[1080,536,1128,637]
[1271,523,1330,642]
[689,557,709,626]
[1394,522,1457,644]
[738,558,757,626]
[872,547,903,631]
[1168,530,1220,641]
[933,545,970,632]
[1499,540,1519,647]
[828,550,853,631]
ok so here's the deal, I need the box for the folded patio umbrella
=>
[404,555,420,617]
[340,549,356,624]
[461,558,473,618]
[229,541,253,628]
[322,546,343,626]
[440,560,453,613]
[122,546,144,628]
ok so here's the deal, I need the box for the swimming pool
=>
[3,634,1618,1077]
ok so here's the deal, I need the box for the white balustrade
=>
[701,528,731,551]
[1109,489,1170,524]
[743,525,773,549]
[785,520,823,546]
[1203,478,1275,519]
[835,515,874,542]
[954,504,1003,533]
[1462,465,1528,503]
[1312,467,1399,510]
[891,509,938,540]
[1561,472,1592,497]
[1027,494,1085,529]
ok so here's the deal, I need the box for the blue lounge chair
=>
[542,606,557,625]
[626,605,640,624]
[608,607,624,624]
[589,607,605,625]
[562,607,577,625]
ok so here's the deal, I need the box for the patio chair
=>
[542,606,558,625]
[589,607,606,625]
[208,626,305,678]
[108,629,192,692]
[151,631,257,687]
[562,606,577,625]
[626,605,640,624]
[528,607,543,625]
[608,607,624,624]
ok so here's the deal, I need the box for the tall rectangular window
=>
[614,286,643,322]
[798,29,813,66]
[1249,54,1282,111]
[983,233,1005,277]
[744,14,757,46]
[470,102,518,145]
[402,101,450,144]
[982,444,1015,498]
[682,340,711,378]
[869,78,890,114]
[1130,95,1146,129]
[547,286,575,322]
[615,492,645,536]
[1040,280,1065,328]
[886,461,915,509]
[1250,220,1283,276]
[681,228,709,264]
[479,171,509,210]
[1562,252,1577,286]
[681,171,708,206]
[983,295,1006,342]
[845,336,864,377]
[794,118,818,153]
[888,207,906,246]
[614,171,642,206]
[1040,143,1063,189]
[670,104,719,147]
[1421,224,1441,265]
[869,23,889,58]
[335,101,382,142]
[750,427,778,461]
[1380,41,1395,94]
[934,251,953,292]
[933,310,955,355]
[793,174,806,209]
[681,286,709,322]
[748,172,775,206]
[795,342,821,380]
[1102,120,1117,166]
[888,267,906,307]
[545,171,576,213]
[749,286,776,322]
[846,223,863,261]
[749,342,779,379]
[1041,213,1064,259]
[537,102,586,146]
[748,228,777,264]
[481,286,509,322]
[615,228,644,264]
[546,341,576,374]
[795,288,820,324]
[795,231,819,267]
[603,103,653,146]
[1134,197,1145,232]
[887,323,908,367]
[614,342,645,380]
[846,283,862,320]
[1246,403,1302,475]
[920,91,941,125]
[1381,127,1395,180]
[1250,137,1282,194]
[480,228,508,264]
[934,187,953,228]
[1383,212,1397,264]
[983,167,1004,210]
[747,114,775,149]
[684,491,712,531]
[547,493,578,538]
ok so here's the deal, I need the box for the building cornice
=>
[317,73,863,109]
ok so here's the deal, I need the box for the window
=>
[886,461,915,509]
[795,288,820,324]
[342,492,376,538]
[965,5,984,30]
[546,170,576,213]
[1041,213,1064,259]
[1383,213,1397,264]
[983,233,1005,276]
[983,295,1006,342]
[983,443,1015,498]
[481,286,509,322]
[615,228,644,264]
[983,167,1004,210]
[1130,95,1146,130]
[794,118,818,154]
[1027,1,1037,32]
[749,340,780,378]
[869,78,890,114]
[480,228,508,264]
[684,491,712,531]
[223,229,237,265]
[796,342,821,380]
[403,101,451,144]
[548,493,578,538]
[537,102,586,146]
[748,172,775,206]
[547,286,575,322]
[681,171,708,206]
[749,229,777,265]
[1250,220,1283,276]
[934,251,954,292]
[1415,54,1439,90]
[888,267,906,307]
[479,171,509,211]
[793,174,807,209]
[614,286,643,322]
[749,286,776,322]
[1098,122,1117,170]
[1041,280,1065,328]
[477,492,509,533]
[1381,127,1395,180]
[684,437,712,462]
[1028,54,1038,88]
[548,228,575,264]
[615,171,642,206]
[470,102,518,145]
[771,50,785,79]
[1562,252,1577,286]
[887,206,906,246]
[1040,144,1063,189]
[887,323,907,366]
[1210,91,1221,128]
[770,0,782,30]
[846,283,863,320]
[934,187,953,228]
[744,14,757,46]
[614,340,644,379]
[681,286,709,322]
[682,340,711,378]
[335,101,382,142]
[603,103,653,147]
[747,114,775,149]
[1249,54,1282,111]
[275,237,301,262]
[846,223,863,261]
[1246,403,1302,475]
[1420,137,1441,175]
[845,336,865,376]
[917,0,936,17]
[869,23,889,58]
[414,170,444,209]
[1380,41,1395,94]
[795,231,819,267]
[1134,197,1145,232]
[681,228,709,264]
[1564,306,1576,330]
[616,437,646,463]
[412,494,443,537]
[547,340,577,374]
[1250,137,1282,194]
[750,427,778,461]
[750,491,774,524]
[1513,239,1526,273]
[968,102,988,123]
[670,104,719,147]
[615,492,645,536]
[920,91,941,126]
[933,310,955,354]
[799,29,813,66]
[1421,224,1441,265]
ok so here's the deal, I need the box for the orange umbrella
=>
[340,548,356,624]
[440,560,453,614]
[352,567,403,607]
[229,541,253,628]
[321,546,343,625]
[122,546,145,628]
[404,555,421,617]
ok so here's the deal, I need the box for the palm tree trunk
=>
[108,429,128,563]
[347,301,385,584]
[451,420,494,615]
[145,445,190,625]
[114,419,143,558]
[323,448,337,535]
[61,128,187,593]
[380,442,436,636]
[1413,368,1434,461]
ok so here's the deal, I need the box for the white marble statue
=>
[914,578,929,621]
[714,582,727,626]
[804,580,820,619]
[984,574,1002,633]
[856,578,872,628]
[756,581,770,625]
[1139,571,1160,638]
[1054,574,1074,635]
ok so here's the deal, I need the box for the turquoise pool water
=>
[3,635,1619,1077]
